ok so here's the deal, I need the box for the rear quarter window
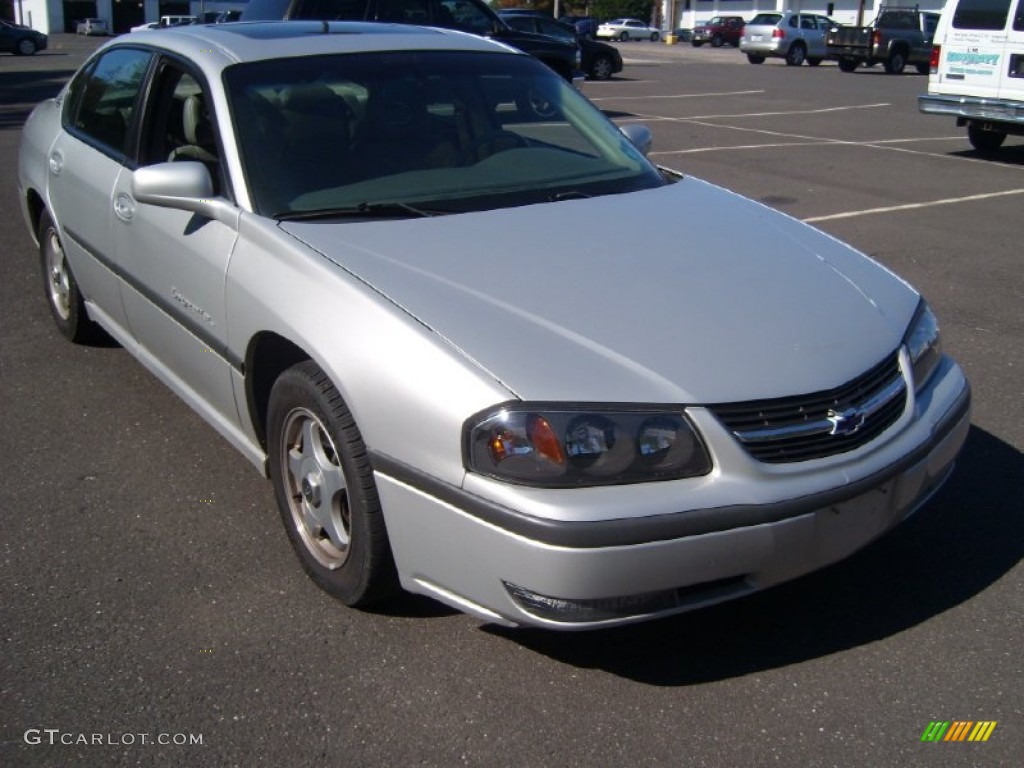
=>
[952,0,1013,30]
[749,14,782,26]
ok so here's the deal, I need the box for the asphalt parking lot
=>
[1,35,1021,767]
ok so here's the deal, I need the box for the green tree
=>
[591,0,655,22]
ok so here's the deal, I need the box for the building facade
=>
[9,0,244,34]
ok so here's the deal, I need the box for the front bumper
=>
[375,357,970,629]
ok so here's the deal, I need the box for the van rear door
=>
[998,0,1024,103]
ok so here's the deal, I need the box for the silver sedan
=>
[17,21,970,629]
[596,18,662,42]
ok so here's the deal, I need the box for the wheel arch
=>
[25,189,46,246]
[245,331,315,451]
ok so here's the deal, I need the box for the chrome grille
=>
[709,351,906,463]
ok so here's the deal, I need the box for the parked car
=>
[826,6,939,74]
[596,18,661,42]
[243,0,581,82]
[560,15,600,39]
[919,0,1024,154]
[740,11,835,66]
[75,18,109,36]
[18,21,970,630]
[499,11,623,80]
[691,15,745,48]
[0,19,47,55]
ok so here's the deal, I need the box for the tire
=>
[747,53,766,64]
[711,34,723,48]
[915,62,930,75]
[884,49,907,74]
[650,32,659,42]
[590,54,614,80]
[785,42,806,66]
[16,37,37,56]
[268,361,399,606]
[691,40,703,47]
[807,57,822,66]
[38,211,103,343]
[838,57,858,73]
[618,31,629,41]
[967,125,1007,154]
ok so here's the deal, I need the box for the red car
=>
[691,16,745,48]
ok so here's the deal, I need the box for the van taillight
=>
[773,28,785,39]
[930,44,941,74]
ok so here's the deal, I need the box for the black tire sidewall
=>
[267,362,396,606]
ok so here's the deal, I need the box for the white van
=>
[919,0,1024,153]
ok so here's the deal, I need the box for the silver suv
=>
[740,11,836,66]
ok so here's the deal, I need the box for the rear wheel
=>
[807,57,822,66]
[650,32,659,42]
[967,125,1007,154]
[785,43,806,66]
[915,62,930,75]
[838,57,858,72]
[711,34,724,48]
[268,361,399,606]
[747,53,766,64]
[38,211,103,343]
[618,31,629,41]
[16,37,37,55]
[691,40,703,47]
[884,48,907,74]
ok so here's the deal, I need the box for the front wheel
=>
[16,37,37,55]
[838,57,858,72]
[785,43,806,66]
[38,211,103,343]
[618,31,629,41]
[807,57,822,66]
[967,125,1007,154]
[691,40,703,47]
[711,34,723,48]
[650,32,659,42]
[747,53,766,64]
[268,361,399,606]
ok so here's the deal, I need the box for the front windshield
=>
[225,51,664,218]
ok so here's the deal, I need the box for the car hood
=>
[280,177,918,404]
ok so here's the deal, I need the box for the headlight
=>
[464,405,712,487]
[904,300,942,391]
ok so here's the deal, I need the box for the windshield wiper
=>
[549,191,592,202]
[276,201,440,221]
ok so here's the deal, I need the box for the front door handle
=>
[114,193,135,222]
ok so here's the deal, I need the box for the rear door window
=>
[65,47,153,159]
[953,0,1013,30]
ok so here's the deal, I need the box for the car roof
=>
[112,20,519,68]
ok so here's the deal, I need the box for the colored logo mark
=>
[921,721,997,742]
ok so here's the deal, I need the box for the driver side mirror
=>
[132,162,239,228]
[620,124,653,156]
